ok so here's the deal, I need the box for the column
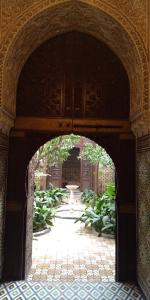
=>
[137,135,150,299]
[0,133,9,278]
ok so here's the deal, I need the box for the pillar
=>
[0,133,9,279]
[137,135,150,299]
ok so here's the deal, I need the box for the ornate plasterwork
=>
[107,0,148,48]
[0,0,148,47]
[0,0,149,137]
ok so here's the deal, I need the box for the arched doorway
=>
[3,31,136,282]
[62,148,81,188]
[26,135,116,282]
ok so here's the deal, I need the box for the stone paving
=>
[27,201,115,282]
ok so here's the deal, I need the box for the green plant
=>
[33,134,80,172]
[78,143,114,168]
[76,183,116,235]
[81,189,97,207]
[34,187,68,208]
[95,183,115,234]
[33,197,56,232]
[33,187,68,232]
[75,206,103,231]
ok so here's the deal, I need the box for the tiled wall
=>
[0,133,8,278]
[137,135,150,299]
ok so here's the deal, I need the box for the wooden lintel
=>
[14,117,131,133]
[15,117,72,131]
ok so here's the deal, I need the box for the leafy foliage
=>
[78,143,114,168]
[76,183,115,235]
[33,203,55,232]
[95,183,115,234]
[75,206,103,231]
[33,188,68,232]
[81,189,97,207]
[34,188,68,208]
[34,134,80,170]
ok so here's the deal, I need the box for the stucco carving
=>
[107,0,148,48]
[0,0,149,136]
[1,0,148,47]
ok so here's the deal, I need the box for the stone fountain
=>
[55,185,83,219]
[66,184,79,209]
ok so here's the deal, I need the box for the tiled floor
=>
[27,202,115,282]
[1,201,145,299]
[0,281,145,300]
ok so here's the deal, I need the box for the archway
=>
[1,0,148,134]
[4,131,135,281]
[3,24,136,282]
[26,134,116,282]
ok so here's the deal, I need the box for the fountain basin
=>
[66,185,79,207]
[66,185,79,190]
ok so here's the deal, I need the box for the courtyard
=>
[27,201,115,282]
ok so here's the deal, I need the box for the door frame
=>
[3,124,136,282]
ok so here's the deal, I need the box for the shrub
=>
[81,189,97,207]
[33,203,55,232]
[75,206,103,232]
[33,187,68,232]
[76,183,115,235]
[96,183,115,234]
[34,187,68,207]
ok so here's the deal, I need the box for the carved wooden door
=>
[80,160,93,191]
[62,148,80,187]
[17,32,129,121]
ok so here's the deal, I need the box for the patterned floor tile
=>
[28,202,115,282]
[0,281,145,300]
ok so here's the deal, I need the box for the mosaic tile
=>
[28,221,116,282]
[14,202,141,299]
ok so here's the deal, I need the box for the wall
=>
[137,136,150,299]
[0,133,8,277]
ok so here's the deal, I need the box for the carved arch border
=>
[0,0,149,136]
